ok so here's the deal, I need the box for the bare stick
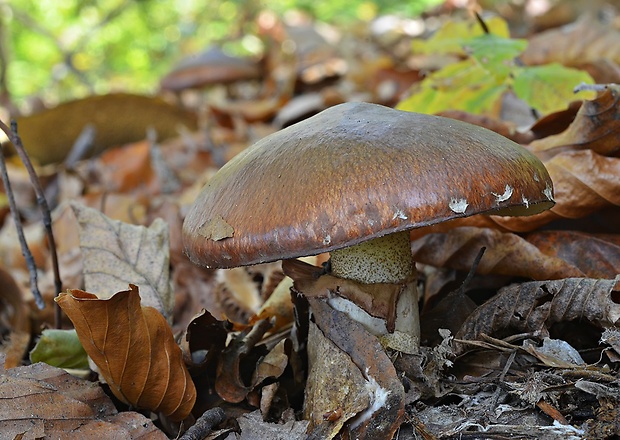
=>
[0,131,44,309]
[0,119,63,325]
[179,407,226,440]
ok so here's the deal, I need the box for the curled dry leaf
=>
[529,86,620,160]
[215,320,272,403]
[455,278,620,355]
[71,201,174,318]
[416,87,620,233]
[55,285,196,421]
[97,140,159,195]
[0,355,166,439]
[410,226,585,280]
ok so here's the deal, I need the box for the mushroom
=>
[183,102,554,353]
[160,46,261,92]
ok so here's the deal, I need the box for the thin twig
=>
[0,119,63,325]
[0,130,44,309]
[455,246,486,296]
[178,407,226,440]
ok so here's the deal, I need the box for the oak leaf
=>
[55,285,196,421]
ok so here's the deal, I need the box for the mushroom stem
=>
[329,231,420,353]
[330,231,414,284]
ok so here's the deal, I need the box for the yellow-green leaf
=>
[513,64,595,115]
[397,60,507,116]
[412,15,510,55]
[29,329,89,370]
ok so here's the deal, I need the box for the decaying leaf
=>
[214,266,263,324]
[55,285,196,421]
[305,298,405,439]
[215,320,272,403]
[410,226,585,280]
[71,201,174,318]
[303,320,376,439]
[97,140,159,195]
[0,355,166,439]
[9,93,197,165]
[524,230,620,279]
[455,278,620,355]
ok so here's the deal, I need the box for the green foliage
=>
[30,329,89,370]
[398,16,595,116]
[2,0,441,108]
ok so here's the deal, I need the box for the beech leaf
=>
[71,201,173,318]
[55,285,196,421]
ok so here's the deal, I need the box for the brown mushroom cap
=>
[183,102,554,268]
[160,47,261,92]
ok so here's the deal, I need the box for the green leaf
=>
[465,34,527,80]
[513,64,596,115]
[397,60,507,115]
[30,329,89,370]
[412,15,510,55]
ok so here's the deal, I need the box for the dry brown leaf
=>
[71,201,173,318]
[529,86,620,160]
[55,285,196,421]
[455,278,620,355]
[0,354,166,439]
[410,226,585,280]
[97,140,159,195]
[522,15,620,74]
[524,230,620,279]
[10,93,197,165]
[0,267,30,368]
[303,321,375,439]
[251,276,295,332]
[251,339,289,388]
[215,320,272,403]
